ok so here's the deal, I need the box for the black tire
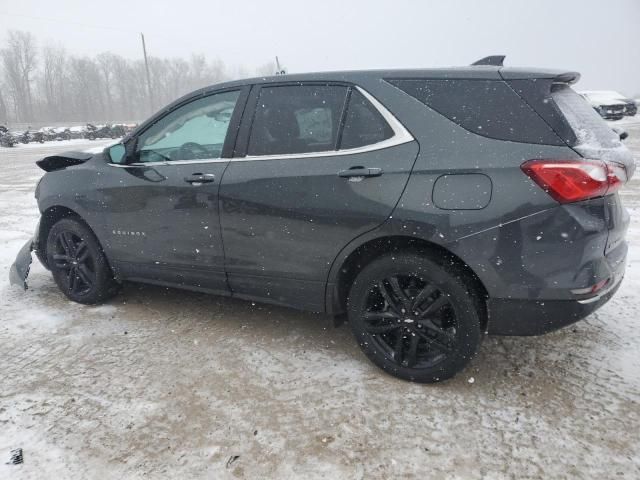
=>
[347,252,482,383]
[46,217,119,304]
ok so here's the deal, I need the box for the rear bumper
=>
[487,274,622,335]
[487,238,626,335]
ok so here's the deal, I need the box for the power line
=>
[0,11,138,34]
[0,11,177,45]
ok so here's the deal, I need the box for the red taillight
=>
[521,159,626,203]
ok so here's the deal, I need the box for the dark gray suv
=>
[10,57,634,382]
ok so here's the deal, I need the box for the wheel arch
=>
[326,235,489,331]
[37,205,113,275]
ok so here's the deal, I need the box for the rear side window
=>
[247,85,348,156]
[388,78,562,145]
[339,90,394,149]
[551,85,619,149]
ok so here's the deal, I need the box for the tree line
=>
[0,30,275,125]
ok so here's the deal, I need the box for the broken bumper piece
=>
[9,239,34,290]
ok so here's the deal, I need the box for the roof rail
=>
[471,55,505,67]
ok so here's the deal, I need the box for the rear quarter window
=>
[551,85,620,149]
[387,78,563,145]
[339,90,394,150]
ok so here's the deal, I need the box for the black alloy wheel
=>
[348,252,482,383]
[363,274,458,369]
[46,218,120,304]
[52,230,96,297]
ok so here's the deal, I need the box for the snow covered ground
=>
[1,132,639,479]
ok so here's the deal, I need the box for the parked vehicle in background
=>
[11,129,45,144]
[68,125,88,139]
[580,90,638,120]
[86,123,116,140]
[51,127,71,141]
[109,124,126,138]
[0,125,16,147]
[7,130,26,144]
[10,58,635,382]
[25,130,46,143]
[37,127,55,142]
[122,123,138,134]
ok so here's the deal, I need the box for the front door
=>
[99,88,246,292]
[219,83,418,310]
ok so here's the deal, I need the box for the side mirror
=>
[106,143,127,164]
[611,126,628,141]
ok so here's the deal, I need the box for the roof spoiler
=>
[553,71,580,84]
[471,55,505,67]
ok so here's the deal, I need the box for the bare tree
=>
[40,46,68,121]
[69,57,105,121]
[1,30,38,121]
[97,52,118,120]
[0,87,8,124]
[1,29,275,124]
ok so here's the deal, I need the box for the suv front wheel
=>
[347,252,482,383]
[46,218,120,304]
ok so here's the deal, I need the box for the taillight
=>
[521,159,627,203]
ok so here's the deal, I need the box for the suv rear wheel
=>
[46,218,119,304]
[347,252,482,383]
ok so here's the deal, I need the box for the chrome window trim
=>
[160,158,229,165]
[108,158,228,168]
[238,86,414,162]
[107,86,414,169]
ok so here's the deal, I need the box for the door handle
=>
[338,166,384,178]
[184,173,215,185]
[338,166,383,179]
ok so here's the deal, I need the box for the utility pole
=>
[141,33,154,114]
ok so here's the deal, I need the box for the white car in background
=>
[580,90,637,120]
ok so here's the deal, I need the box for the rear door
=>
[219,82,418,310]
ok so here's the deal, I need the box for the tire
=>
[46,217,120,304]
[347,252,482,383]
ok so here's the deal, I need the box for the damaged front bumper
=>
[9,239,35,290]
[9,222,41,290]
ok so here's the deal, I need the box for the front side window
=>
[247,85,348,156]
[135,90,240,163]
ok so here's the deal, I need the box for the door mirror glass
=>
[106,143,127,164]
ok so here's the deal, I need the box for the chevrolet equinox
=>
[11,56,634,382]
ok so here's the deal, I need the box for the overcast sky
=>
[1,0,639,95]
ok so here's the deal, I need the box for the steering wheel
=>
[179,141,210,160]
